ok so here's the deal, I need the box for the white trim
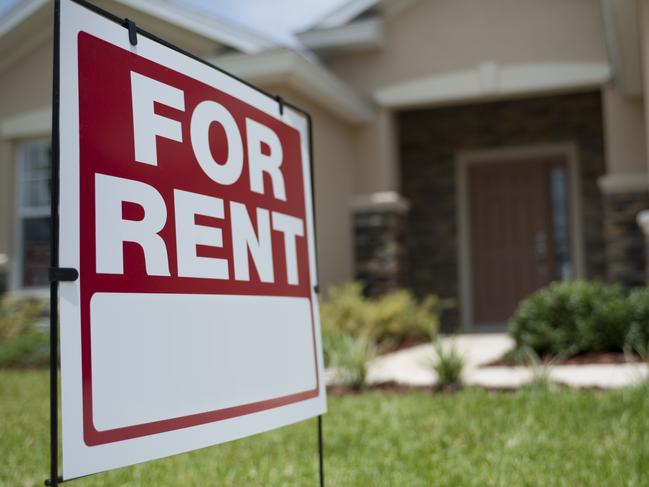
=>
[297,19,384,53]
[0,107,51,139]
[597,172,649,194]
[637,210,649,236]
[210,49,374,124]
[456,143,585,331]
[312,0,379,29]
[350,191,410,214]
[307,0,417,30]
[375,62,612,108]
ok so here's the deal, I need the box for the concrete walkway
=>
[365,334,649,389]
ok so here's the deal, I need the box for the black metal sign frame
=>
[48,0,324,484]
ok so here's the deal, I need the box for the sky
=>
[179,0,349,45]
[0,0,350,46]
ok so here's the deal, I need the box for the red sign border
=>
[75,32,321,446]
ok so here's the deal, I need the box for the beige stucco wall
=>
[353,108,399,194]
[329,0,608,94]
[602,85,647,175]
[0,41,52,118]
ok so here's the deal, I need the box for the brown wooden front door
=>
[468,157,571,326]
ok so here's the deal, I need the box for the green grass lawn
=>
[1,370,648,486]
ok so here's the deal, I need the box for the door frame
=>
[455,142,585,331]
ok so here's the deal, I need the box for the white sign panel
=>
[57,0,326,479]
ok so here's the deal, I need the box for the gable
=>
[326,0,608,95]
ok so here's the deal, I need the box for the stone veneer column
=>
[350,191,410,296]
[599,174,649,288]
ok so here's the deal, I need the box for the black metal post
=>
[48,278,59,487]
[48,1,61,486]
[304,109,324,487]
[317,415,324,487]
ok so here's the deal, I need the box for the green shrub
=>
[320,282,443,345]
[627,287,649,357]
[328,333,375,390]
[320,283,368,337]
[0,297,45,339]
[431,339,464,391]
[0,330,49,368]
[0,297,48,368]
[509,280,631,358]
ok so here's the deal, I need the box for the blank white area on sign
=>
[90,293,317,431]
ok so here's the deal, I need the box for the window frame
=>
[12,137,51,296]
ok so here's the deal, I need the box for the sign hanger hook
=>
[124,18,137,46]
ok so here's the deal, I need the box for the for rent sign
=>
[57,0,325,479]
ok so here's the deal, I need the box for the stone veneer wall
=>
[399,91,606,328]
[352,200,408,296]
[602,190,649,288]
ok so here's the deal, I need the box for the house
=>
[1,0,648,331]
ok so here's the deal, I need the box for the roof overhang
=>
[375,61,612,109]
[0,106,51,139]
[297,19,384,55]
[312,0,379,29]
[113,0,276,54]
[0,0,51,73]
[210,49,374,124]
[310,0,418,30]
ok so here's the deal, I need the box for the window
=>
[16,140,51,289]
[549,164,572,280]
